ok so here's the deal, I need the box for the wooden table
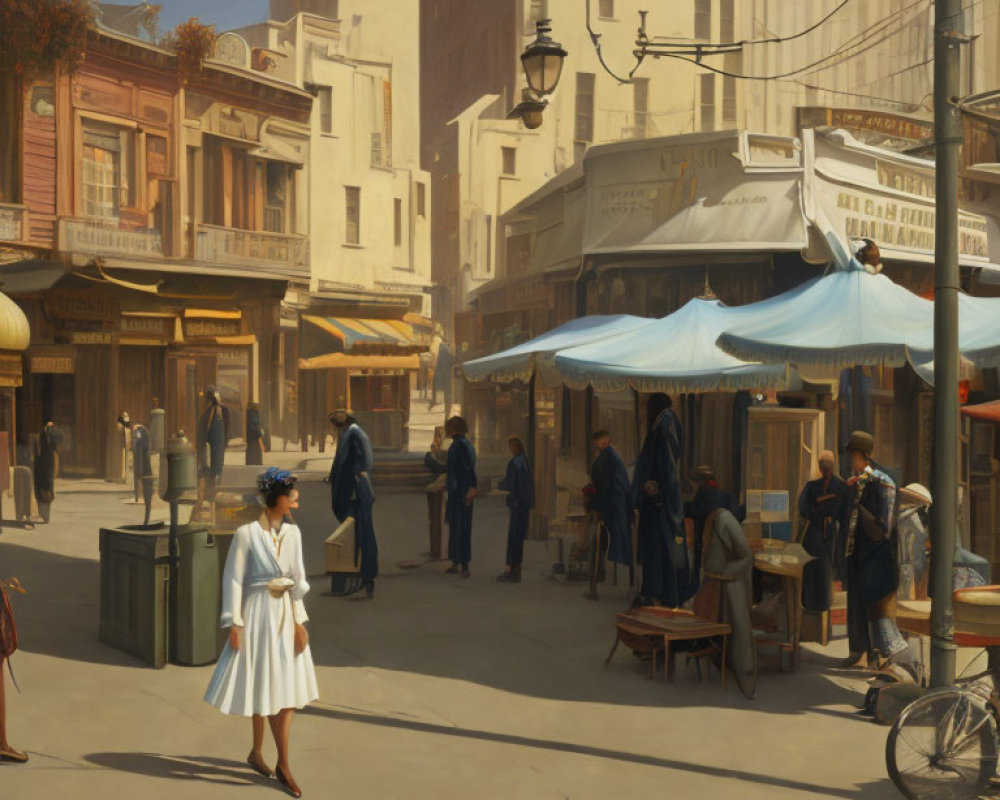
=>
[607,608,732,689]
[752,542,812,672]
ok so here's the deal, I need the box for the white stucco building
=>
[235,1,432,311]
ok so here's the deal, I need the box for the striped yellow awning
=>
[302,316,426,351]
[298,353,420,371]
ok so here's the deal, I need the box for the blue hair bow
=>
[257,467,297,494]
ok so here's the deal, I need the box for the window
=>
[345,186,360,244]
[599,0,614,18]
[700,73,715,132]
[575,72,595,144]
[265,161,292,233]
[695,0,711,40]
[501,146,517,176]
[722,75,737,128]
[317,86,333,134]
[0,75,18,203]
[394,197,402,247]
[720,0,734,41]
[485,215,492,273]
[633,77,649,138]
[82,121,136,220]
[416,181,426,217]
[370,132,383,166]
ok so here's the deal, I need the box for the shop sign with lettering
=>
[184,318,243,339]
[46,292,118,321]
[0,355,23,387]
[813,132,992,266]
[71,331,113,345]
[121,316,172,339]
[30,355,74,374]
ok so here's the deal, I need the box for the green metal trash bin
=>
[99,523,171,668]
[206,528,237,659]
[175,524,219,666]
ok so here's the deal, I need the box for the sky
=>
[155,0,269,33]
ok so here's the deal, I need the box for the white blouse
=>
[220,516,310,628]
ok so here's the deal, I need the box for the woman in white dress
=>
[205,468,318,798]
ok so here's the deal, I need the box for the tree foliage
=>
[161,17,216,85]
[0,0,92,81]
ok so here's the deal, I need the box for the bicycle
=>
[886,646,1000,800]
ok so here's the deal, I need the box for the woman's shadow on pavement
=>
[83,752,273,788]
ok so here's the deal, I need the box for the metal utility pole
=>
[930,0,963,689]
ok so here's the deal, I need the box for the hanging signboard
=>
[581,131,809,256]
[810,130,993,268]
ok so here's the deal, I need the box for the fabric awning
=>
[299,353,420,371]
[554,298,788,394]
[716,268,934,371]
[716,266,1000,378]
[0,291,29,352]
[302,316,426,351]
[962,400,1000,422]
[462,315,651,385]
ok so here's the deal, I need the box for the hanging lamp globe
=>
[520,19,567,97]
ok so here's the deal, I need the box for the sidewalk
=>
[0,478,902,799]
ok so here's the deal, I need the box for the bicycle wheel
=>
[886,689,998,800]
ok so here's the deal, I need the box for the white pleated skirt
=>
[204,587,319,717]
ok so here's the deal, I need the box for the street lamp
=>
[508,88,547,130]
[520,19,567,97]
[510,19,567,129]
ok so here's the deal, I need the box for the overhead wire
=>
[643,0,932,81]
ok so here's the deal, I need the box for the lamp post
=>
[509,19,567,128]
[929,0,964,689]
[162,431,196,664]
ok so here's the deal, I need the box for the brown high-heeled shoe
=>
[247,749,273,778]
[276,764,302,798]
[0,747,28,763]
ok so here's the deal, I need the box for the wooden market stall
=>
[297,315,428,451]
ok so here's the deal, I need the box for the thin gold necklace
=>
[266,517,284,557]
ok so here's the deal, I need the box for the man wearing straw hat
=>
[842,430,916,678]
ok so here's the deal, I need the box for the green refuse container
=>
[175,523,220,666]
[99,523,171,668]
[208,528,237,659]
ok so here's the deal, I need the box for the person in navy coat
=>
[497,436,534,583]
[425,416,477,578]
[328,409,378,599]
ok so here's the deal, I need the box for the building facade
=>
[235,0,435,451]
[0,19,312,477]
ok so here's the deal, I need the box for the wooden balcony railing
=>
[194,223,308,270]
[59,218,164,258]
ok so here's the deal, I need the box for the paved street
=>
[0,471,902,800]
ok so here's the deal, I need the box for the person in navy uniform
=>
[631,395,684,606]
[425,416,477,578]
[797,450,849,614]
[328,409,378,599]
[497,436,534,583]
[585,430,631,601]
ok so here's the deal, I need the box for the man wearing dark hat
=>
[424,416,477,577]
[196,387,229,503]
[684,464,741,603]
[328,409,378,598]
[842,430,914,676]
[630,394,683,606]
